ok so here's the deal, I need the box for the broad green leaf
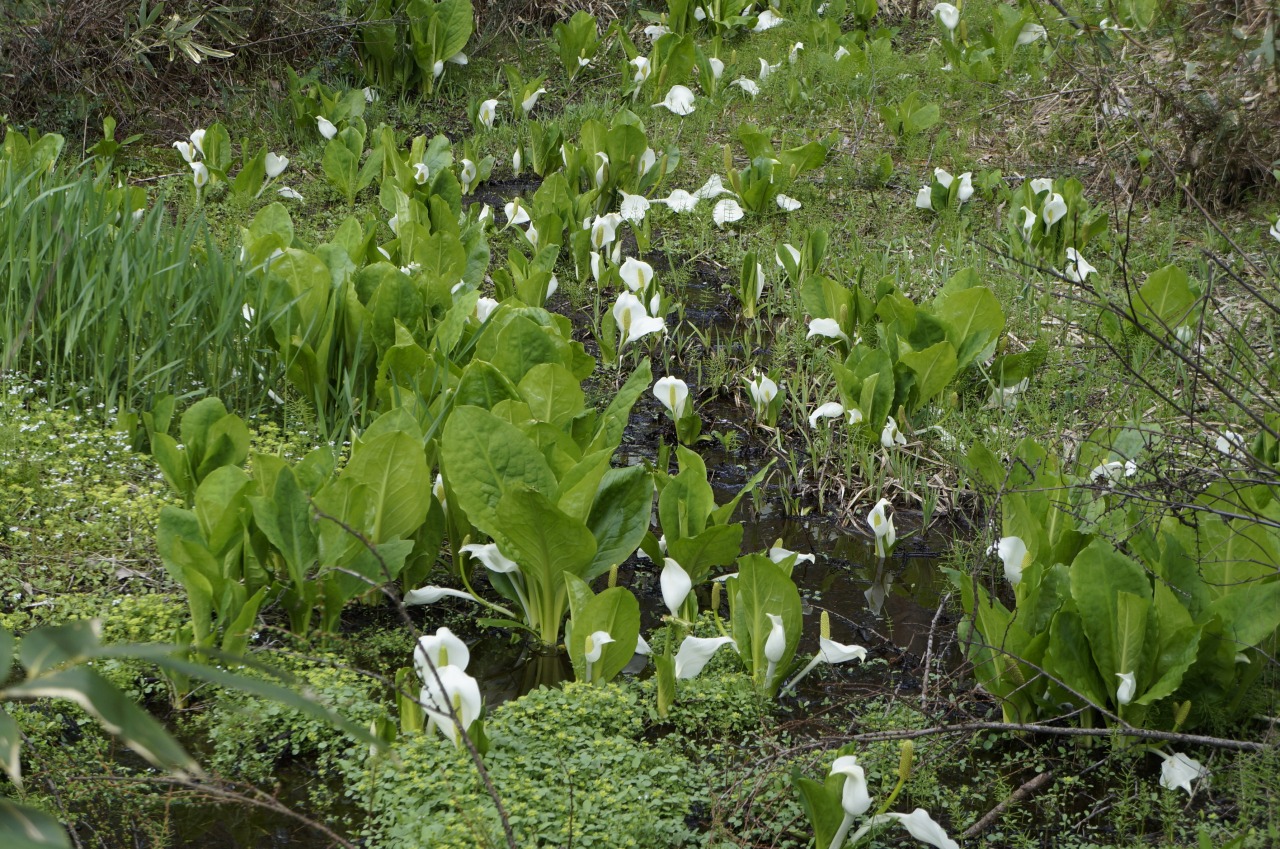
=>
[1042,606,1106,708]
[565,578,640,684]
[441,406,557,540]
[497,486,597,585]
[455,360,521,409]
[0,799,72,849]
[7,668,199,776]
[342,429,430,543]
[193,466,251,557]
[0,707,21,785]
[556,448,614,522]
[659,446,716,539]
[934,285,1004,370]
[666,524,743,585]
[585,466,654,580]
[519,363,585,427]
[1133,265,1196,329]
[1070,539,1150,687]
[18,620,103,677]
[900,340,958,408]
[249,467,318,589]
[731,554,803,694]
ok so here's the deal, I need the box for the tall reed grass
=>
[0,158,280,420]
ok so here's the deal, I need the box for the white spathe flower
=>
[522,86,546,115]
[654,85,696,115]
[420,664,481,746]
[403,586,476,605]
[316,116,338,139]
[654,376,690,420]
[847,407,864,424]
[789,42,804,64]
[432,60,446,80]
[639,146,658,176]
[173,140,195,163]
[986,377,1029,409]
[475,297,499,323]
[732,77,761,97]
[759,57,780,81]
[674,636,736,679]
[460,542,520,574]
[1042,193,1068,226]
[459,159,478,194]
[363,86,378,103]
[776,244,801,267]
[661,557,693,617]
[696,174,733,199]
[1030,177,1054,195]
[994,536,1030,585]
[879,809,960,849]
[1159,751,1210,796]
[631,56,652,84]
[448,51,468,66]
[713,198,744,228]
[868,497,896,558]
[1116,671,1136,705]
[546,274,559,299]
[776,193,802,211]
[583,630,615,680]
[808,401,845,428]
[764,613,787,663]
[1090,458,1137,484]
[635,634,652,656]
[957,172,974,204]
[1215,430,1247,458]
[478,99,498,129]
[619,257,654,291]
[1065,247,1097,282]
[512,146,523,174]
[834,45,851,60]
[753,9,785,31]
[264,152,289,179]
[191,161,209,188]
[590,213,622,248]
[477,204,493,227]
[277,186,303,201]
[807,317,849,344]
[590,251,605,282]
[934,167,954,189]
[747,374,779,413]
[1270,216,1280,243]
[932,3,960,31]
[1020,205,1036,235]
[881,415,907,449]
[693,5,706,20]
[708,56,725,79]
[1017,23,1047,45]
[619,191,651,224]
[593,151,610,188]
[643,24,671,42]
[189,128,206,157]
[656,189,698,213]
[830,755,873,817]
[412,161,430,185]
[415,627,470,680]
[504,199,530,226]
[786,636,867,689]
[614,292,666,346]
[767,545,815,565]
[916,186,934,209]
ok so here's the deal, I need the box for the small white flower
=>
[868,498,896,558]
[708,57,725,79]
[189,128,206,157]
[1030,177,1054,195]
[1116,671,1136,705]
[190,161,209,188]
[522,87,546,116]
[731,77,761,97]
[654,376,690,420]
[619,257,654,291]
[834,45,851,61]
[316,116,338,140]
[512,147,523,174]
[475,297,499,322]
[695,174,733,199]
[631,56,652,84]
[1020,205,1036,235]
[916,186,934,209]
[1159,751,1210,795]
[478,98,498,129]
[934,167,954,189]
[758,57,780,81]
[993,536,1030,585]
[1017,23,1047,45]
[264,152,289,179]
[747,374,779,415]
[363,86,379,103]
[173,141,195,163]
[655,189,698,213]
[776,244,801,268]
[932,3,960,31]
[459,159,477,194]
[661,558,693,617]
[1065,247,1097,282]
[413,162,430,185]
[808,401,845,428]
[614,292,666,346]
[1215,430,1247,458]
[447,51,468,66]
[807,317,849,344]
[776,194,801,211]
[789,42,804,64]
[654,85,696,116]
[957,172,974,204]
[712,198,744,228]
[1269,216,1280,243]
[432,60,445,80]
[1042,193,1068,227]
[277,186,303,201]
[753,9,785,31]
[881,415,907,449]
[619,191,651,224]
[643,24,671,42]
[504,199,529,226]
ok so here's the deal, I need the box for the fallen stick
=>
[962,770,1055,839]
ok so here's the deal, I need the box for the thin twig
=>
[961,770,1055,838]
[839,721,1268,752]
